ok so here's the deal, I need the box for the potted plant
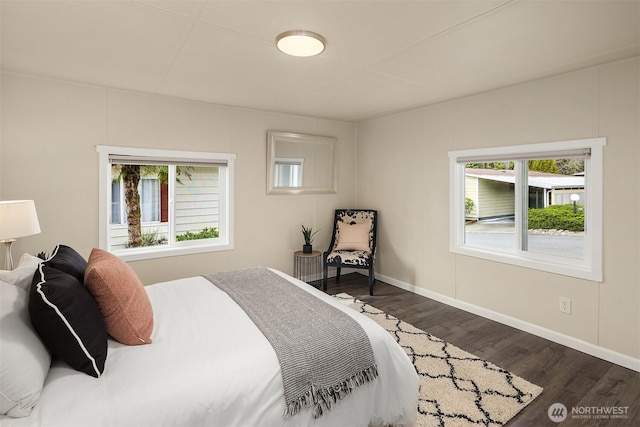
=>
[301,224,319,254]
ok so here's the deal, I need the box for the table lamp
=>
[0,200,41,270]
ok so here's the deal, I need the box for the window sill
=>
[113,241,233,262]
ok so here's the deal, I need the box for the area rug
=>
[333,293,543,427]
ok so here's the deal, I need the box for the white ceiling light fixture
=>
[276,30,326,57]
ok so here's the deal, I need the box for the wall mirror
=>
[267,131,337,195]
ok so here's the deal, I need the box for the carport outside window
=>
[464,157,586,260]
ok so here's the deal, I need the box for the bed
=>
[1,247,418,427]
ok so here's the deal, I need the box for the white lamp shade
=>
[0,200,41,240]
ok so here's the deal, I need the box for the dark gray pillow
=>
[44,244,88,284]
[28,264,107,378]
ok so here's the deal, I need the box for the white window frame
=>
[449,137,605,282]
[97,145,235,261]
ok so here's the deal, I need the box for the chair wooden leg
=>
[368,266,375,296]
[322,259,328,292]
[336,267,341,281]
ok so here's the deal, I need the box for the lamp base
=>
[1,239,16,270]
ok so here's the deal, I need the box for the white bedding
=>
[3,269,418,427]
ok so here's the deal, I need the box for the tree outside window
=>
[98,146,235,261]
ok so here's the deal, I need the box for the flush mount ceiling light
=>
[276,30,325,57]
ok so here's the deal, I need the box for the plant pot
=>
[303,244,313,254]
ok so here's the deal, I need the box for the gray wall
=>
[0,72,355,284]
[355,57,639,361]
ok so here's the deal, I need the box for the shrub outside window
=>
[449,138,605,282]
[97,146,235,261]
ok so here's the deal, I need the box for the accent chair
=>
[322,209,378,295]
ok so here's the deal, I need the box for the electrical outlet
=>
[559,297,572,314]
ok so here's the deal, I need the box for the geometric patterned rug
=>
[334,293,543,427]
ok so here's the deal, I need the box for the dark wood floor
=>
[318,274,640,426]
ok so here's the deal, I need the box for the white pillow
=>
[335,220,372,252]
[0,282,51,417]
[0,254,43,291]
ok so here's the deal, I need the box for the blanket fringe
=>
[283,364,379,419]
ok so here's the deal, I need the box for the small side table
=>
[293,250,322,284]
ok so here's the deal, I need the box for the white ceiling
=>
[1,0,638,122]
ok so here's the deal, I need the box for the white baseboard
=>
[363,271,640,372]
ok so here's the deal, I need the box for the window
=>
[273,157,304,187]
[139,178,160,223]
[111,177,160,225]
[449,137,605,281]
[97,146,235,261]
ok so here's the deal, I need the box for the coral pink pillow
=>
[84,248,153,345]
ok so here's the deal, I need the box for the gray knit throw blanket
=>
[203,267,378,419]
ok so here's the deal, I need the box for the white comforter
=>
[4,269,418,427]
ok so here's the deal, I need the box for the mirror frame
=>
[266,131,337,195]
